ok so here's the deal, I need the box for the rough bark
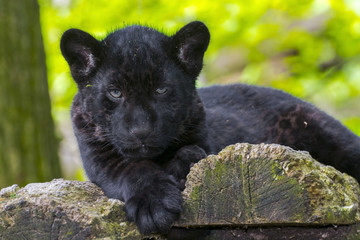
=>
[0,0,62,187]
[1,143,360,240]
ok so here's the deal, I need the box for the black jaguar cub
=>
[60,21,360,235]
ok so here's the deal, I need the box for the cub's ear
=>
[60,29,101,84]
[172,21,210,77]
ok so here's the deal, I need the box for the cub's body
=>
[200,84,360,177]
[61,21,360,235]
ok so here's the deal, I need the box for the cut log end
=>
[179,143,360,227]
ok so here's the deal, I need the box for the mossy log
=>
[1,143,360,240]
[178,143,360,226]
[0,180,141,240]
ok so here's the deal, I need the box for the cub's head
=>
[60,21,210,159]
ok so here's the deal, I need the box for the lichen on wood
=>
[0,179,143,239]
[177,143,360,227]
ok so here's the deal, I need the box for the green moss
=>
[9,193,16,199]
[189,185,202,202]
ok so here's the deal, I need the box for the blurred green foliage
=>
[38,0,360,135]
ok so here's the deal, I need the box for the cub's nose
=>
[129,125,152,140]
[127,105,155,142]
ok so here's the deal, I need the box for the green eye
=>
[109,89,122,98]
[155,87,168,95]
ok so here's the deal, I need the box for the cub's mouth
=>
[121,144,164,159]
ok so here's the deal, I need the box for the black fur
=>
[60,21,360,235]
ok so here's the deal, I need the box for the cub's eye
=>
[155,87,168,95]
[109,89,122,98]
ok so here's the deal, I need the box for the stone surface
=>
[1,143,360,240]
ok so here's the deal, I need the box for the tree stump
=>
[1,143,360,240]
[178,143,360,226]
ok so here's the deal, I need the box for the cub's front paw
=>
[124,176,183,235]
[176,145,207,164]
[165,145,207,183]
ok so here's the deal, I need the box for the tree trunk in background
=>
[0,0,62,187]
